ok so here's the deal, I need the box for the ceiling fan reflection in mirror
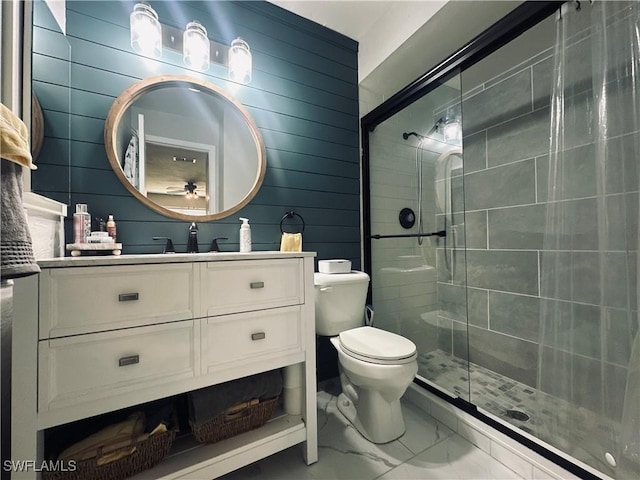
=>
[166,181,199,198]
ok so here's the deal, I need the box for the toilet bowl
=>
[314,270,418,444]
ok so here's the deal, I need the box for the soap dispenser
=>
[239,217,251,252]
[187,222,199,253]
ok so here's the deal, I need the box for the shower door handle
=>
[370,230,446,239]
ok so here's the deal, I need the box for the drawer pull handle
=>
[250,282,264,289]
[118,292,139,302]
[251,332,266,341]
[119,355,140,367]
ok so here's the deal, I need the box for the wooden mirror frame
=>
[104,74,267,222]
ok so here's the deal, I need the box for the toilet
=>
[314,269,418,444]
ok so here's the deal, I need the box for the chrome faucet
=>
[187,222,199,253]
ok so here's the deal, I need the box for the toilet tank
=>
[314,271,370,336]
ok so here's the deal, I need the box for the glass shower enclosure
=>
[362,2,639,479]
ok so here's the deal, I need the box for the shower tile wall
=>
[369,127,440,355]
[442,28,639,417]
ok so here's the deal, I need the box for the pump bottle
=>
[239,217,252,252]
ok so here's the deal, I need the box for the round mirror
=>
[104,75,266,221]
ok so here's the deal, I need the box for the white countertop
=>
[37,251,317,268]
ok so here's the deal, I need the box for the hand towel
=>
[123,134,138,188]
[1,160,40,280]
[1,102,36,170]
[280,232,302,252]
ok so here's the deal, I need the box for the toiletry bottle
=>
[73,204,91,243]
[106,214,117,242]
[239,217,252,252]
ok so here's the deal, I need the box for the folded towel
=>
[1,159,40,280]
[1,103,36,170]
[58,412,146,464]
[280,232,302,252]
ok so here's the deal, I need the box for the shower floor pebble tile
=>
[221,390,523,480]
[419,350,618,477]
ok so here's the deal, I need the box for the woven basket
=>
[42,427,176,480]
[190,396,278,444]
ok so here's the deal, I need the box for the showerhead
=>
[402,131,425,141]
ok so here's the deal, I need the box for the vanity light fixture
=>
[183,21,210,72]
[130,3,162,59]
[228,38,252,84]
[129,4,252,83]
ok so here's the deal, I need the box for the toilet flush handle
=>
[319,286,333,292]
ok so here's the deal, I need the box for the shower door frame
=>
[359,2,601,479]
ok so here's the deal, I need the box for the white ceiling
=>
[269,1,448,82]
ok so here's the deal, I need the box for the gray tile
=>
[603,363,629,422]
[462,69,533,135]
[538,346,603,414]
[468,326,538,387]
[451,174,464,214]
[464,210,487,249]
[539,300,602,359]
[489,291,540,343]
[488,204,546,250]
[532,57,553,110]
[468,287,488,329]
[487,107,550,167]
[436,315,453,354]
[462,130,486,174]
[489,199,598,251]
[540,251,600,305]
[563,90,594,150]
[562,37,594,98]
[464,160,536,210]
[605,307,638,366]
[604,252,636,310]
[466,250,539,295]
[606,193,639,252]
[605,132,639,194]
[452,319,469,360]
[437,282,467,322]
[535,143,596,202]
[606,75,640,138]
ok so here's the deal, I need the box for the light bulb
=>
[130,3,162,58]
[443,119,462,144]
[183,21,210,71]
[228,37,252,84]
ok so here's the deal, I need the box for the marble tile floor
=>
[221,385,523,480]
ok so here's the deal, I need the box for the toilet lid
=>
[339,326,417,363]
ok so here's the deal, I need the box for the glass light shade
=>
[183,21,210,71]
[130,3,162,58]
[228,37,252,84]
[443,119,462,144]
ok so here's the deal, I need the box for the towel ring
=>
[280,211,305,234]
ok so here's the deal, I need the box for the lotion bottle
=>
[239,217,252,252]
[106,214,117,242]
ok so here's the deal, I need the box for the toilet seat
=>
[338,326,417,365]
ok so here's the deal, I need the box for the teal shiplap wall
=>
[31,0,360,266]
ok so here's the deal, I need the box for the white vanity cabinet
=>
[11,252,318,480]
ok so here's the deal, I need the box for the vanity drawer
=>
[39,263,195,338]
[201,306,301,370]
[199,259,303,316]
[38,320,199,416]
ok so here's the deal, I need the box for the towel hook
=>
[280,211,305,234]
